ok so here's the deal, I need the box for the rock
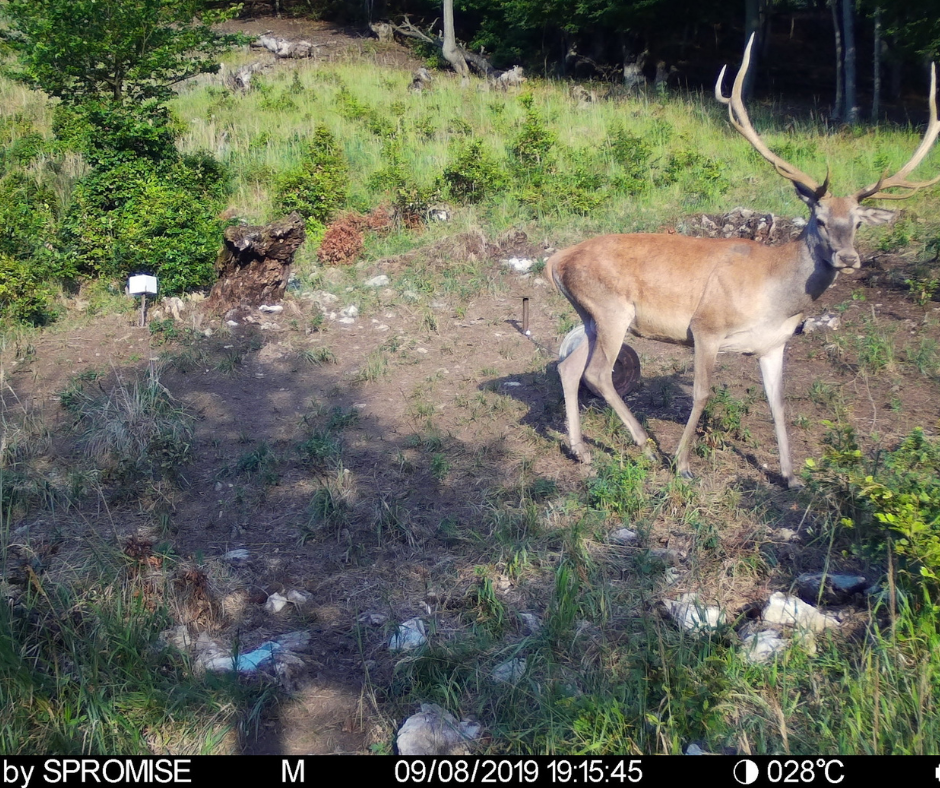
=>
[609,528,638,545]
[802,313,841,333]
[491,657,526,684]
[265,592,289,614]
[518,612,541,634]
[741,629,789,664]
[286,589,313,606]
[389,618,427,651]
[662,593,726,633]
[223,549,249,562]
[258,304,283,313]
[310,290,339,307]
[649,547,684,565]
[501,257,535,273]
[364,275,390,288]
[358,612,388,626]
[340,305,359,319]
[762,592,840,632]
[796,573,867,604]
[396,703,479,756]
[685,743,708,755]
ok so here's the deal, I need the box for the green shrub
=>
[369,138,440,221]
[52,101,180,167]
[273,126,349,227]
[60,158,223,294]
[0,172,61,266]
[443,138,506,203]
[806,426,940,604]
[510,93,555,169]
[0,253,57,325]
[660,148,729,198]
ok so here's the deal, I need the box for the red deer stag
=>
[547,35,939,488]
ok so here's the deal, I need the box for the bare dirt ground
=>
[3,20,940,755]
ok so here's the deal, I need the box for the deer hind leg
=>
[557,328,593,462]
[758,343,800,488]
[580,307,651,454]
[674,334,720,480]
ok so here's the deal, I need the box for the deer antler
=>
[856,63,940,201]
[716,34,829,199]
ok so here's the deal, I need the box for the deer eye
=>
[856,221,862,229]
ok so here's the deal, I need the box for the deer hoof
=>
[571,443,593,465]
[786,476,804,490]
[642,442,663,464]
[678,469,695,481]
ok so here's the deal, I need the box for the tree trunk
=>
[441,0,470,84]
[842,0,858,123]
[206,213,306,316]
[830,0,844,120]
[743,0,761,100]
[872,6,882,120]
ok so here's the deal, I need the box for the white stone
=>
[365,275,391,288]
[358,612,388,626]
[341,305,359,318]
[389,618,427,651]
[286,589,312,606]
[396,703,478,756]
[258,304,283,313]
[662,593,726,633]
[265,592,289,613]
[741,629,789,664]
[762,592,840,632]
[491,657,526,684]
[518,612,541,634]
[501,257,535,273]
[223,549,249,562]
[609,528,638,545]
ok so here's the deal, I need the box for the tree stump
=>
[206,212,305,316]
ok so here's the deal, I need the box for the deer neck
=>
[799,223,840,300]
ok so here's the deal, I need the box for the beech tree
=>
[0,0,240,105]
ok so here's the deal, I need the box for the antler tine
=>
[716,34,827,197]
[857,63,940,201]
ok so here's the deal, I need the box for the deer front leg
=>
[675,336,720,480]
[758,343,801,488]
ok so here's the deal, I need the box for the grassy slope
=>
[1,41,939,754]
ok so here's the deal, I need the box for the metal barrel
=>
[558,324,641,399]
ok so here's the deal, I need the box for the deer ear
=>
[856,206,896,226]
[794,181,819,207]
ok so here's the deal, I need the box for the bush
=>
[510,93,555,169]
[52,101,180,168]
[273,126,349,227]
[58,148,225,295]
[443,139,506,204]
[0,172,61,266]
[806,426,940,604]
[0,253,57,325]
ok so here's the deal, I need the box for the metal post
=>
[522,297,530,335]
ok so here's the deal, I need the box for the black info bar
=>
[0,756,919,786]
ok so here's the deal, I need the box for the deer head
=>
[716,34,940,270]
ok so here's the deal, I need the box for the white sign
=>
[128,275,158,295]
